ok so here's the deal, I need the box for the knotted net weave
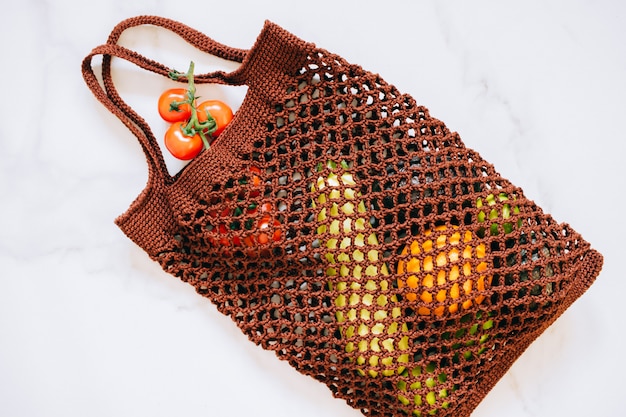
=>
[83,16,603,417]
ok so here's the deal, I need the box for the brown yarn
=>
[82,16,603,417]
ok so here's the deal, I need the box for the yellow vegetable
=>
[313,172,510,415]
[397,225,491,316]
[312,160,409,378]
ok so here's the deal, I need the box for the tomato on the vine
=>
[247,166,262,198]
[158,88,192,123]
[197,100,234,138]
[206,166,282,256]
[164,122,203,160]
[209,210,280,251]
[158,63,236,161]
[246,215,282,245]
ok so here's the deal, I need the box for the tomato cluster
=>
[208,166,282,257]
[158,63,279,255]
[157,63,234,160]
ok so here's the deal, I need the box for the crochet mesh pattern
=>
[83,16,603,417]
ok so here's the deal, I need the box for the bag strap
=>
[81,16,249,185]
[103,15,248,85]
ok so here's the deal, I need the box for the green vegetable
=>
[312,160,411,378]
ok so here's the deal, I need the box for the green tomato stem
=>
[182,62,201,135]
[198,129,211,150]
[170,61,218,150]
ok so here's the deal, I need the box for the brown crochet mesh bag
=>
[83,16,603,417]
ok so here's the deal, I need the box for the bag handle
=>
[81,16,249,185]
[103,15,248,85]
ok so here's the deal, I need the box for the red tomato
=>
[247,166,262,199]
[206,167,281,254]
[197,100,234,138]
[254,215,282,245]
[164,122,203,160]
[211,211,280,245]
[158,88,192,123]
[250,202,273,214]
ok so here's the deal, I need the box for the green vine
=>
[168,61,217,149]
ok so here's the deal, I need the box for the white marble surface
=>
[1,1,624,416]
